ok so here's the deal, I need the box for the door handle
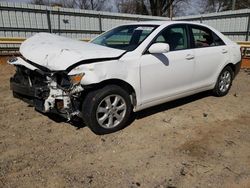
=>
[222,49,228,54]
[185,54,195,60]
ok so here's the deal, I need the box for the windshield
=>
[91,25,158,51]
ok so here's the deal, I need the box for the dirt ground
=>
[0,58,250,188]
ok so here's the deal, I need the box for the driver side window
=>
[154,25,188,51]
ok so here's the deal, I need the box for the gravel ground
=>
[0,59,250,188]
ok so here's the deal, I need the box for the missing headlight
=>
[55,71,72,89]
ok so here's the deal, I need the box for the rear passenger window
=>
[191,27,213,48]
[154,25,188,51]
[190,25,225,48]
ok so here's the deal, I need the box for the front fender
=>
[68,58,141,108]
[68,60,129,85]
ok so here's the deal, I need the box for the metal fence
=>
[0,2,167,39]
[0,2,249,54]
[174,9,250,42]
[0,2,167,53]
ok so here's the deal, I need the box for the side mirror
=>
[148,43,170,54]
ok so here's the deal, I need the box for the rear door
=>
[189,24,229,88]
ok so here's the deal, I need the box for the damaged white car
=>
[9,21,241,134]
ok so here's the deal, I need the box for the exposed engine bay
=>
[10,64,84,121]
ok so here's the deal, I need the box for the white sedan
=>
[8,21,242,134]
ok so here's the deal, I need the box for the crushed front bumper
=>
[10,76,49,111]
[9,64,83,120]
[10,77,48,99]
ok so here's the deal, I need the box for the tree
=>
[147,0,190,17]
[31,0,50,5]
[116,0,149,15]
[197,0,250,13]
[198,0,230,13]
[77,0,108,11]
[116,0,190,17]
[232,0,250,9]
[148,0,171,16]
[171,0,190,17]
[31,0,110,11]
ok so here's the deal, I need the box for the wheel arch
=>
[226,63,236,78]
[216,63,237,82]
[83,79,137,107]
[213,63,234,97]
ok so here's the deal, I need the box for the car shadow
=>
[243,69,250,75]
[39,112,87,129]
[41,91,212,131]
[152,54,169,66]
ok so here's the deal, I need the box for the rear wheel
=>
[82,85,132,134]
[213,66,234,97]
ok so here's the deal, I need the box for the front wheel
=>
[82,85,132,134]
[213,66,234,97]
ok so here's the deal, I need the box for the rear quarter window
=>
[212,32,225,46]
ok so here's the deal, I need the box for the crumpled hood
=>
[20,33,125,71]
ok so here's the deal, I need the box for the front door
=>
[140,24,195,105]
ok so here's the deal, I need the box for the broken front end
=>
[9,57,84,121]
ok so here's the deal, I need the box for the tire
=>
[82,85,132,135]
[213,66,234,97]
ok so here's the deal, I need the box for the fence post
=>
[98,14,102,33]
[200,16,203,23]
[46,9,52,33]
[246,14,250,41]
[58,7,60,35]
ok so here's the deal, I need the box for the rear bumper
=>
[234,60,242,77]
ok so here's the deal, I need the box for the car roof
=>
[123,20,206,27]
